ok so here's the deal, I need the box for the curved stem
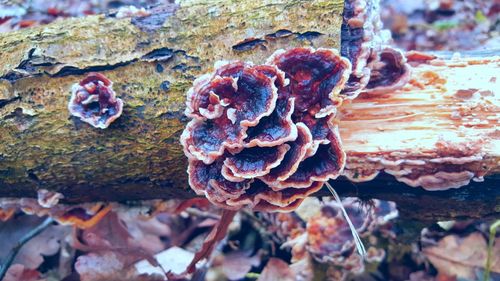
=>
[325,182,366,257]
[484,220,500,281]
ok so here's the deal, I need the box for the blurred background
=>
[1,0,499,51]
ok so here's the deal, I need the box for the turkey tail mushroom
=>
[181,48,351,212]
[68,73,123,129]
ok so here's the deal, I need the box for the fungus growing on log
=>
[270,129,346,190]
[340,0,389,98]
[339,55,499,191]
[182,61,280,164]
[68,73,123,129]
[363,47,411,95]
[181,48,350,211]
[266,47,351,118]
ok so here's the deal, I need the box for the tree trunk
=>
[0,0,498,221]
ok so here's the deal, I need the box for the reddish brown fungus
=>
[68,72,123,129]
[362,47,411,95]
[181,47,349,211]
[188,159,252,205]
[267,47,351,118]
[260,123,313,185]
[223,144,291,178]
[274,129,345,189]
[244,98,297,148]
[181,117,247,164]
[340,0,388,98]
[185,61,278,125]
[293,112,334,147]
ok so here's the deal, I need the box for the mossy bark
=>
[0,0,344,201]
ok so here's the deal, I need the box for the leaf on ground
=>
[407,271,436,281]
[75,251,125,281]
[74,211,171,280]
[76,250,168,281]
[135,246,195,278]
[183,209,237,275]
[15,225,70,269]
[3,264,42,281]
[78,211,130,250]
[289,256,314,281]
[0,215,69,269]
[118,211,170,254]
[221,250,262,280]
[174,198,212,214]
[258,258,295,281]
[422,232,500,280]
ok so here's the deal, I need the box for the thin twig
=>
[184,207,221,220]
[484,220,500,281]
[0,217,54,280]
[325,182,366,257]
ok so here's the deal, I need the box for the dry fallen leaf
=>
[73,211,169,280]
[221,250,261,280]
[258,258,295,281]
[75,251,125,281]
[183,209,237,274]
[422,232,500,280]
[135,246,195,277]
[0,215,69,269]
[15,225,70,269]
[3,264,42,281]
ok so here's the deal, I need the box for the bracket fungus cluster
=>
[340,0,411,99]
[181,48,351,211]
[341,0,386,98]
[362,47,411,95]
[180,0,419,211]
[68,73,123,129]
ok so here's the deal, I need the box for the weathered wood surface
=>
[0,0,498,221]
[341,55,499,188]
[334,54,499,221]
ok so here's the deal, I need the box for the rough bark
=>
[0,0,498,221]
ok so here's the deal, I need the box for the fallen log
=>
[0,0,498,220]
[0,0,346,199]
